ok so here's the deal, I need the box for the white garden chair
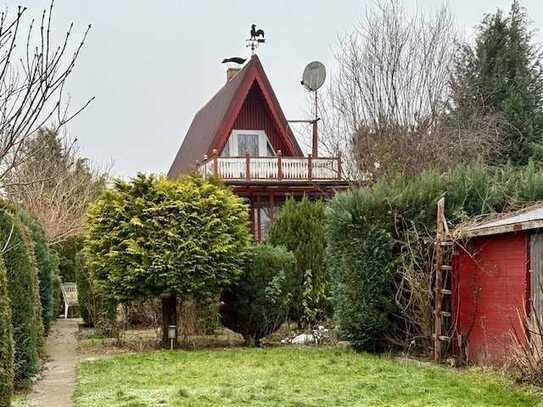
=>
[60,282,78,319]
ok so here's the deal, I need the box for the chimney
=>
[227,67,241,82]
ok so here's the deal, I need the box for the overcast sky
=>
[4,0,543,178]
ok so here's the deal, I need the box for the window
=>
[224,130,275,157]
[237,133,259,156]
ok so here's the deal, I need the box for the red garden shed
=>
[441,205,543,365]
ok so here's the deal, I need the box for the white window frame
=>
[226,129,275,157]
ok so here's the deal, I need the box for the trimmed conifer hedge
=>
[327,163,543,352]
[50,250,62,320]
[0,257,13,406]
[0,205,43,386]
[18,210,57,335]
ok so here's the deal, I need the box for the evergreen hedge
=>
[268,197,329,325]
[18,210,57,335]
[50,250,62,319]
[0,257,13,406]
[328,163,543,351]
[54,235,83,283]
[75,252,95,326]
[0,205,43,386]
[220,244,295,346]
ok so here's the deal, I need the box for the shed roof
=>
[460,205,543,238]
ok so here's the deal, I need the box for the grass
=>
[75,347,542,407]
[11,394,29,407]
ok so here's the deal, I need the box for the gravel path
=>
[29,319,79,407]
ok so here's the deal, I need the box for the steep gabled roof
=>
[168,55,303,177]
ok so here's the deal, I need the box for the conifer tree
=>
[450,1,543,164]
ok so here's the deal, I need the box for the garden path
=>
[29,319,79,407]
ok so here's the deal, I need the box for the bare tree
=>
[5,128,107,243]
[320,0,502,181]
[0,1,92,187]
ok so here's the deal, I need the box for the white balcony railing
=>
[197,154,342,182]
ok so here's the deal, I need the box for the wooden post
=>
[434,197,446,361]
[277,150,283,180]
[270,193,275,222]
[202,154,208,180]
[251,197,256,239]
[312,118,319,158]
[337,152,343,179]
[212,149,218,177]
[245,152,251,181]
[308,153,313,180]
[256,195,261,242]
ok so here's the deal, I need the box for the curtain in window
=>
[237,134,259,156]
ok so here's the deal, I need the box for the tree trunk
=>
[161,295,178,349]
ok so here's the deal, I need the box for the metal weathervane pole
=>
[246,24,266,55]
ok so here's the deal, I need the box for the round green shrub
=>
[268,197,329,325]
[0,256,14,406]
[18,210,56,335]
[84,174,251,345]
[220,244,296,346]
[0,205,43,386]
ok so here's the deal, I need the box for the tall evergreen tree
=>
[450,1,543,164]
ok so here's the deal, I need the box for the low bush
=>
[268,197,329,326]
[0,205,43,386]
[220,244,296,346]
[0,257,14,406]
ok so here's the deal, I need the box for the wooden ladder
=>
[433,198,454,361]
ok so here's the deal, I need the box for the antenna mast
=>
[289,61,327,158]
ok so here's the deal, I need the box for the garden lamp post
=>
[168,325,177,350]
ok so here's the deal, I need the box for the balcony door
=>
[222,130,275,157]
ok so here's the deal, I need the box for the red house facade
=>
[168,55,347,240]
[449,207,543,364]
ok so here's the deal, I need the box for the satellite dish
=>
[301,61,326,92]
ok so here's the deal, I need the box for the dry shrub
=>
[394,222,435,353]
[510,292,543,384]
[178,298,219,340]
[124,300,161,328]
[319,0,503,182]
[352,117,502,181]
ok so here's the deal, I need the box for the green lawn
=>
[75,347,542,407]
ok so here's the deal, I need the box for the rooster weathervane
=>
[246,24,265,54]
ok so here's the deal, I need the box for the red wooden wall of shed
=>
[224,82,291,155]
[452,232,529,364]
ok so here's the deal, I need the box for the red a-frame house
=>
[168,55,347,240]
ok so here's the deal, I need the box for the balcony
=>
[197,153,343,183]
